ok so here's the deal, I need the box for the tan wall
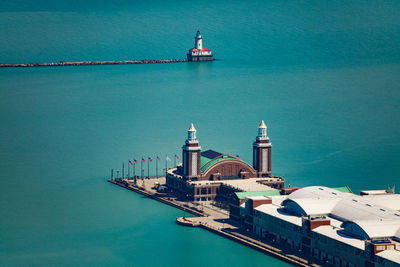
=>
[201,159,258,181]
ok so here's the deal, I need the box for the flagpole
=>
[122,162,125,179]
[147,158,150,178]
[174,155,176,167]
[111,168,114,180]
[165,155,167,172]
[141,159,143,179]
[156,158,158,177]
[128,162,130,178]
[133,161,137,185]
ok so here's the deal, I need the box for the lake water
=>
[1,0,400,265]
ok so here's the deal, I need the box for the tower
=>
[182,123,201,180]
[195,30,203,50]
[253,120,272,177]
[187,30,213,62]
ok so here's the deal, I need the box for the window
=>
[262,149,267,172]
[191,153,198,176]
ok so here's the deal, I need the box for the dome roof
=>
[282,186,400,239]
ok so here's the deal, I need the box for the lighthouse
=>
[187,30,214,62]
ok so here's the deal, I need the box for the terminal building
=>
[234,186,400,267]
[187,30,213,61]
[166,122,284,202]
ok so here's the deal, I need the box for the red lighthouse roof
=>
[189,47,211,52]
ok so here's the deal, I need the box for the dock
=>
[0,59,188,68]
[109,177,320,267]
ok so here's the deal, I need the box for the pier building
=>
[166,122,284,202]
[233,186,400,267]
[187,31,214,62]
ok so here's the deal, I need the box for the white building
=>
[244,186,400,266]
[187,30,213,61]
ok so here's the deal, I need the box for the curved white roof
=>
[283,186,400,239]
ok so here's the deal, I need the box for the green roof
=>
[332,186,352,193]
[235,190,281,199]
[201,155,233,173]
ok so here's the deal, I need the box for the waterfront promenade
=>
[109,177,320,267]
[0,59,188,68]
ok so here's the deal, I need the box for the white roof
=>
[376,250,400,264]
[283,186,400,239]
[312,225,365,250]
[255,203,302,226]
[246,196,270,201]
[361,194,400,211]
[220,178,274,192]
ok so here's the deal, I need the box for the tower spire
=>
[258,120,267,139]
[188,123,197,141]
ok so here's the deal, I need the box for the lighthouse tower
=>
[195,30,203,50]
[253,120,272,177]
[187,30,214,62]
[182,123,202,180]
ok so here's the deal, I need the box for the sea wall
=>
[0,59,188,68]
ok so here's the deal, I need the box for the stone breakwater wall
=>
[0,59,188,68]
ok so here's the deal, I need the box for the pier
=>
[109,177,319,267]
[0,59,188,68]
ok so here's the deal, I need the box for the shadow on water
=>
[186,60,215,75]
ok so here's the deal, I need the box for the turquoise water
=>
[1,0,400,265]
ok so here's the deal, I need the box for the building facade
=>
[236,186,400,267]
[166,122,284,201]
[187,30,214,61]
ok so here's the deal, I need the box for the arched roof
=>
[201,155,255,174]
[282,186,400,239]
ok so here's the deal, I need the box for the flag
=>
[142,158,146,162]
[134,159,138,164]
[129,160,133,165]
[148,157,153,162]
[175,154,179,159]
[236,154,241,160]
[157,156,160,161]
[166,156,171,161]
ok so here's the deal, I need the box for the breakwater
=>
[0,59,188,68]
